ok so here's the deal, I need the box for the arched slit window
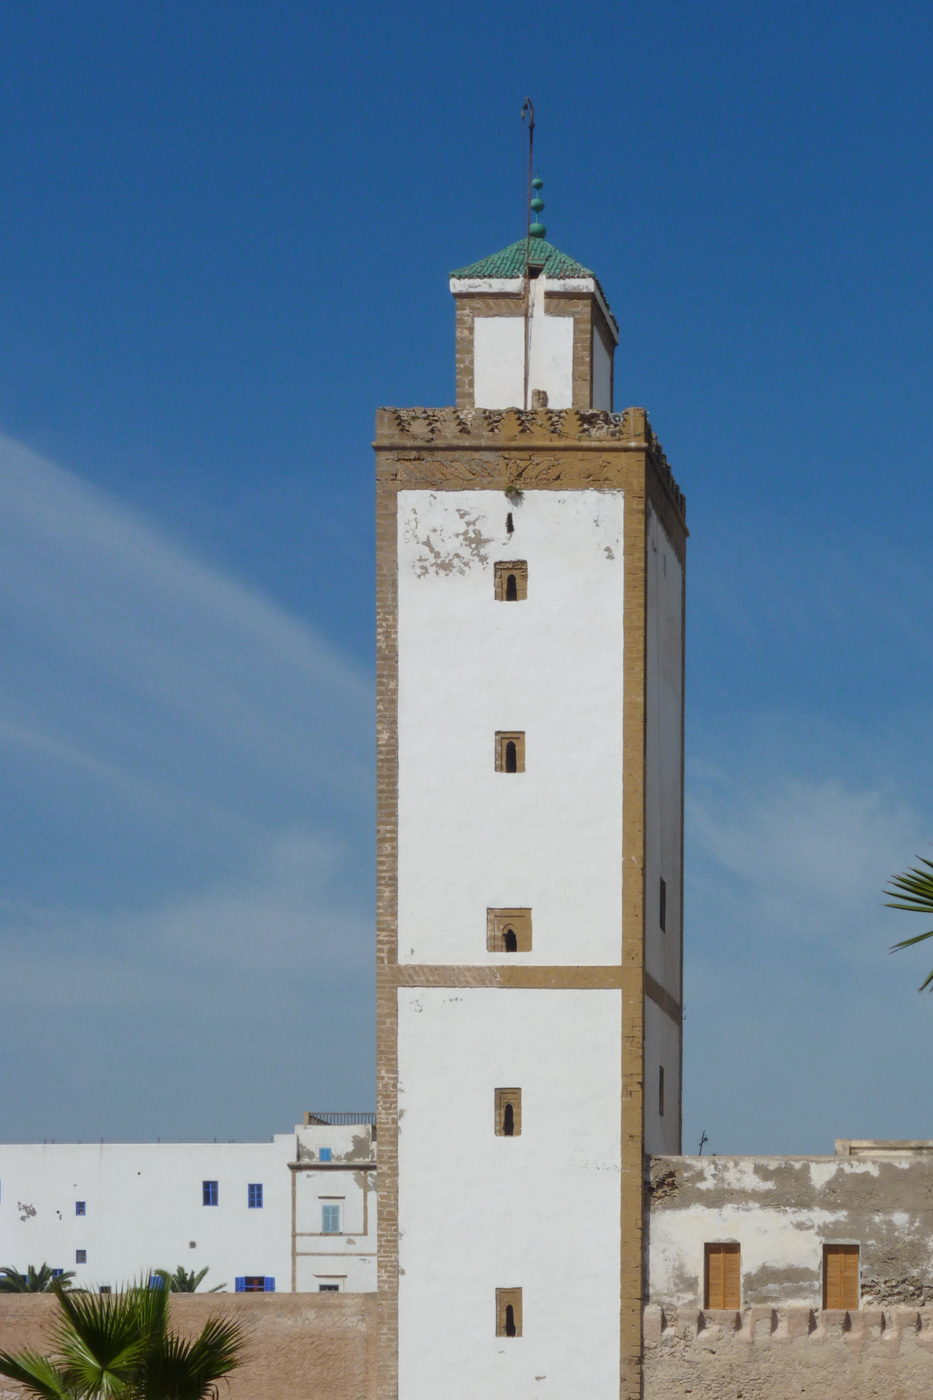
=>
[487,908,532,952]
[495,561,527,601]
[496,1287,522,1336]
[495,1088,521,1136]
[495,731,525,773]
[505,741,517,772]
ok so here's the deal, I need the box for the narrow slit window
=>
[659,877,667,932]
[495,1088,522,1137]
[506,512,514,534]
[496,1287,522,1337]
[823,1244,859,1310]
[487,908,532,952]
[495,561,528,601]
[705,1243,740,1309]
[495,732,525,773]
[659,1066,665,1118]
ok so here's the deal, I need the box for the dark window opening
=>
[506,573,518,601]
[503,1103,515,1136]
[504,927,518,952]
[202,1180,218,1207]
[505,1303,516,1335]
[75,1201,86,1216]
[506,512,514,534]
[75,1251,86,1264]
[99,1286,111,1294]
[319,1284,340,1292]
[659,1066,665,1118]
[659,877,667,932]
[505,741,517,773]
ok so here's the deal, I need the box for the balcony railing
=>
[303,1111,376,1127]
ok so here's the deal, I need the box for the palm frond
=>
[52,1282,150,1394]
[885,856,933,991]
[143,1315,244,1400]
[0,1348,77,1399]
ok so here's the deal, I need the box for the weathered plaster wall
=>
[0,1293,377,1400]
[648,1154,933,1309]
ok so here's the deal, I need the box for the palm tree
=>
[885,854,933,990]
[0,1265,74,1294]
[0,1276,243,1399]
[155,1267,224,1294]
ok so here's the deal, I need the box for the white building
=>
[375,206,687,1400]
[0,1114,376,1294]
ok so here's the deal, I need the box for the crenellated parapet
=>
[374,406,686,522]
[644,1304,933,1397]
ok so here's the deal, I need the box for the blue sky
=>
[2,0,933,1151]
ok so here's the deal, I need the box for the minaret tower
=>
[375,187,687,1400]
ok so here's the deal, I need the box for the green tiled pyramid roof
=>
[450,237,594,280]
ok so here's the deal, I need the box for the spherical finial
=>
[529,172,546,239]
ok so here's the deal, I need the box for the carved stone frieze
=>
[375,405,686,519]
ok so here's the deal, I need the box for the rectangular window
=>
[495,1287,522,1337]
[75,1250,87,1265]
[659,876,667,932]
[823,1244,859,1310]
[659,1066,665,1118]
[494,1088,522,1137]
[319,1283,340,1292]
[495,731,525,773]
[704,1243,740,1309]
[494,560,528,601]
[248,1183,263,1209]
[322,1203,341,1233]
[75,1201,86,1216]
[235,1276,275,1292]
[51,1269,64,1278]
[486,907,532,953]
[319,1148,332,1162]
[202,1180,218,1206]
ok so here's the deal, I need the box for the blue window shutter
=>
[235,1277,245,1293]
[319,1148,332,1162]
[264,1277,275,1293]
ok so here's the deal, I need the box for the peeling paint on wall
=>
[648,1153,933,1310]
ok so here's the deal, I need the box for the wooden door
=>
[823,1244,859,1309]
[704,1243,741,1309]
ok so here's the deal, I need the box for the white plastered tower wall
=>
[395,488,625,1400]
[376,228,687,1400]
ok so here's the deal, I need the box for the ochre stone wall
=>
[0,1293,377,1400]
[644,1304,933,1398]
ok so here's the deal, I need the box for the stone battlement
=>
[644,1304,933,1399]
[374,406,686,520]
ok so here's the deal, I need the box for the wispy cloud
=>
[0,434,374,1139]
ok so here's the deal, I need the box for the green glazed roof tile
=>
[450,237,594,280]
